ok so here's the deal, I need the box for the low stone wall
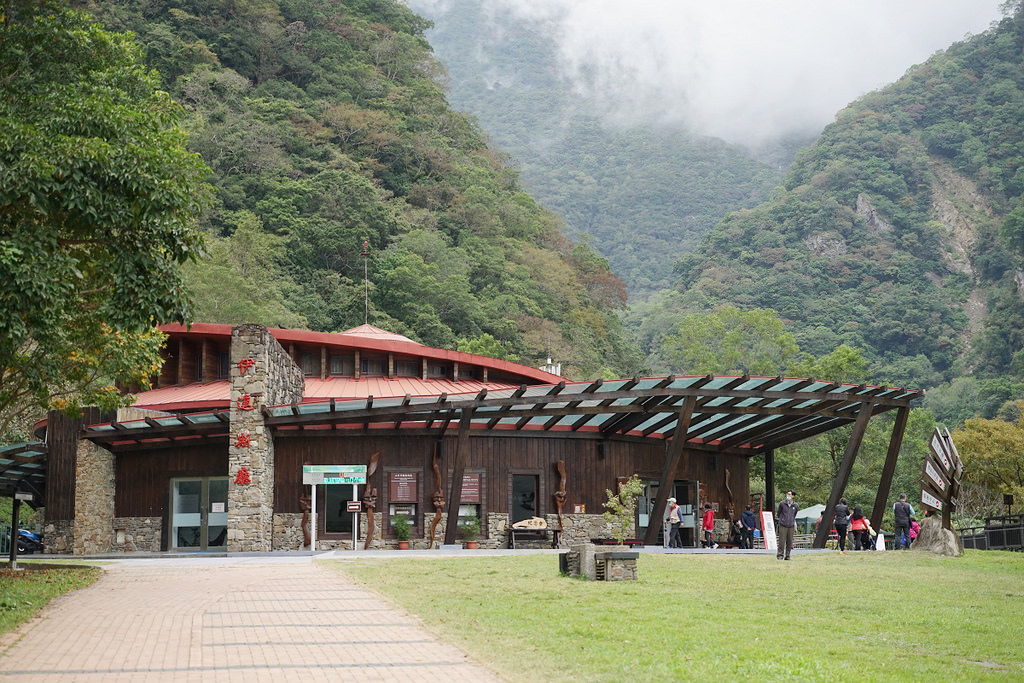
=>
[43,519,73,554]
[110,517,162,552]
[267,511,644,551]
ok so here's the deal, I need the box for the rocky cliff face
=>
[928,159,995,357]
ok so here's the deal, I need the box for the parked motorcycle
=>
[16,528,43,554]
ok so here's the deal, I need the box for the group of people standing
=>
[666,498,760,549]
[831,494,919,551]
[666,491,921,555]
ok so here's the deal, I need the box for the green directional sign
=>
[302,464,367,485]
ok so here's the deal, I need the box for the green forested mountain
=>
[72,0,642,380]
[407,0,793,296]
[646,6,1024,419]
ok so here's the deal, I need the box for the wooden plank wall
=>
[272,433,749,519]
[114,443,227,518]
[44,409,103,520]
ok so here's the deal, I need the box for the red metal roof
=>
[132,378,524,412]
[158,323,562,384]
[133,381,230,412]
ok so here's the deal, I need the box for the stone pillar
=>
[228,324,304,552]
[73,439,115,554]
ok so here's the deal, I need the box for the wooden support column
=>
[321,346,327,380]
[443,410,473,545]
[765,449,776,515]
[813,403,875,548]
[354,350,361,380]
[870,406,910,532]
[642,395,696,546]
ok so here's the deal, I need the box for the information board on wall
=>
[461,473,481,503]
[389,472,418,502]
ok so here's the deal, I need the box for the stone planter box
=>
[563,543,639,581]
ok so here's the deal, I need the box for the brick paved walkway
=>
[0,557,497,682]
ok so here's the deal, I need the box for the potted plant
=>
[393,514,411,550]
[461,514,481,549]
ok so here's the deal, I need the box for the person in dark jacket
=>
[776,490,799,560]
[833,497,850,553]
[893,494,914,550]
[740,505,757,549]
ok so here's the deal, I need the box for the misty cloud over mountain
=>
[411,0,1004,146]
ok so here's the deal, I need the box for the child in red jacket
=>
[702,503,715,548]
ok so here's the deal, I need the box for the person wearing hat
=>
[665,497,683,548]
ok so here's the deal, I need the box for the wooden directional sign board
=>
[921,428,963,527]
[921,487,945,512]
[302,464,367,485]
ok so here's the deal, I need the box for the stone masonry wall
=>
[228,324,304,552]
[110,517,162,552]
[73,439,115,555]
[42,519,73,554]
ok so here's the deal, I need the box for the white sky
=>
[412,0,1008,145]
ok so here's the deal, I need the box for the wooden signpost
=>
[921,428,962,530]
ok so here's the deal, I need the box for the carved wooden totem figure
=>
[725,468,735,522]
[362,451,381,549]
[429,443,445,547]
[554,460,568,530]
[299,494,312,548]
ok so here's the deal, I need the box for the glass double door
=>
[170,477,228,550]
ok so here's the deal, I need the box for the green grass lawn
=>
[330,550,1024,681]
[0,565,101,636]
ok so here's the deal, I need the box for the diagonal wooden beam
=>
[443,410,474,545]
[392,395,411,429]
[869,406,910,532]
[486,385,527,428]
[545,379,603,430]
[813,401,875,548]
[643,395,697,546]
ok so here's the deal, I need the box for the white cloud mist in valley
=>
[410,0,1007,146]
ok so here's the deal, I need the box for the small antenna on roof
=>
[361,239,370,325]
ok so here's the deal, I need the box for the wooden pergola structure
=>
[85,374,919,547]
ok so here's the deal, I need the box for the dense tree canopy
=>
[0,0,210,437]
[953,414,1024,512]
[74,0,641,381]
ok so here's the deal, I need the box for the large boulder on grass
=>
[911,515,963,557]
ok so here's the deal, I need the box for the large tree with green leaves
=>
[661,306,801,376]
[0,0,210,438]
